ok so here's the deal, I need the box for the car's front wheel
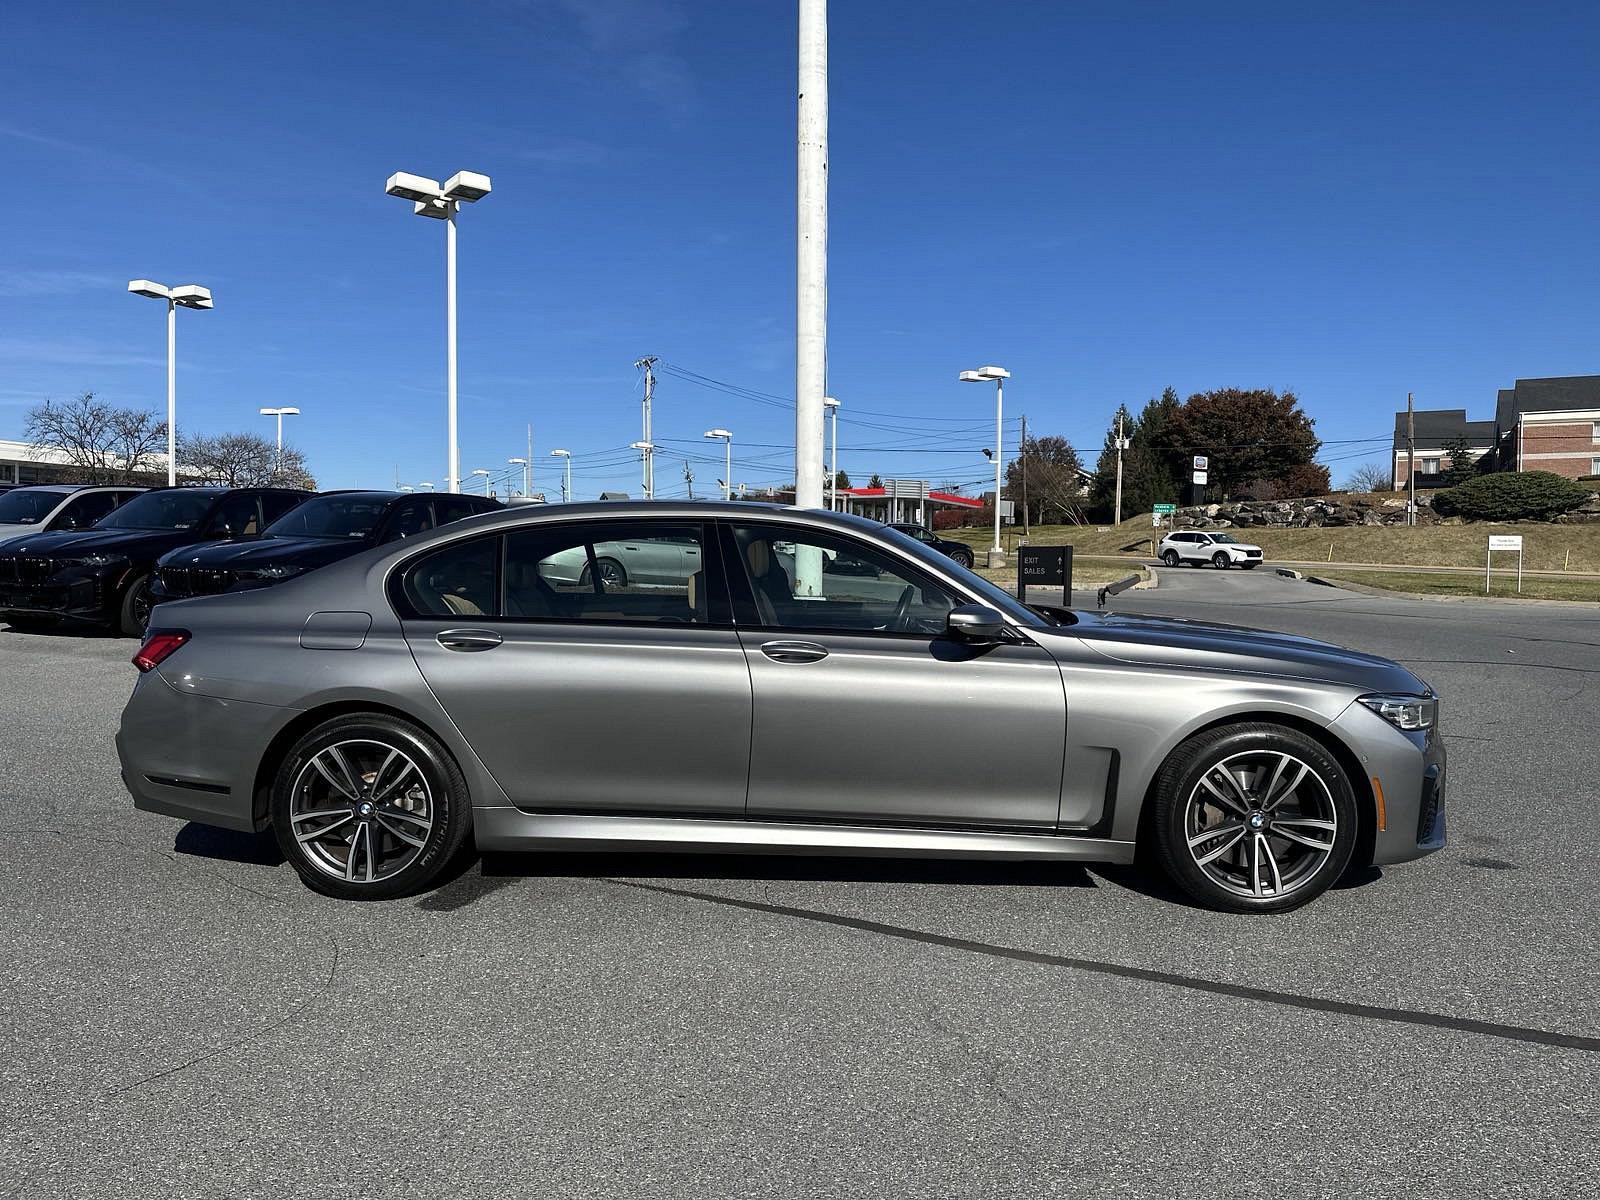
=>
[1149,722,1357,912]
[950,549,973,569]
[271,713,473,900]
[119,573,155,637]
[1212,552,1231,569]
[1161,550,1180,567]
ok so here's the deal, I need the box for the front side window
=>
[729,524,956,635]
[262,492,308,525]
[506,521,707,624]
[381,500,435,544]
[97,490,216,531]
[434,497,487,525]
[209,493,262,537]
[54,491,122,530]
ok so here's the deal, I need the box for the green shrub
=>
[1432,471,1590,521]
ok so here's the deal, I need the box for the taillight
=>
[132,629,190,673]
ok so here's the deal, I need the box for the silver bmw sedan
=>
[117,501,1444,912]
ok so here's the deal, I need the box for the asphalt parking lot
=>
[1,571,1596,1199]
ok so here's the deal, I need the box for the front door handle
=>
[760,639,829,664]
[437,628,503,652]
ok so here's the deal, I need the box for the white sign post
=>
[1486,534,1524,594]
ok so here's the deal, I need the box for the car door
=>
[396,518,752,815]
[722,519,1067,830]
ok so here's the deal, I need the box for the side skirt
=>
[474,809,1137,864]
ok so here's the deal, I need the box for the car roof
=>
[6,484,88,495]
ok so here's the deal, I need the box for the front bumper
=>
[1330,702,1447,866]
[0,567,118,623]
[118,667,297,833]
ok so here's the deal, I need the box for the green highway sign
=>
[1153,503,1177,514]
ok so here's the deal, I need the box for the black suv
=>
[886,522,975,568]
[152,490,501,606]
[0,486,310,636]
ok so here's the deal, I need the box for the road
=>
[0,575,1596,1199]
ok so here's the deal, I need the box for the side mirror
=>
[946,603,1006,643]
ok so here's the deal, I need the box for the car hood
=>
[0,528,210,562]
[156,535,366,571]
[1040,609,1428,694]
[0,524,46,546]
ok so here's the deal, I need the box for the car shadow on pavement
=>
[481,849,1098,887]
[173,822,284,866]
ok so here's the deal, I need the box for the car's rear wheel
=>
[1149,722,1357,912]
[119,573,154,638]
[1212,551,1231,569]
[271,713,472,900]
[1161,550,1180,567]
[580,557,627,589]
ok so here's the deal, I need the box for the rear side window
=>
[504,521,708,624]
[403,536,500,618]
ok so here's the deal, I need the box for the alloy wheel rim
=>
[1184,750,1337,900]
[289,739,435,884]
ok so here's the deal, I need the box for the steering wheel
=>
[888,585,914,633]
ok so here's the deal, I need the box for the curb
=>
[1275,567,1304,580]
[1307,573,1597,607]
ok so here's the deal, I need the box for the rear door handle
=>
[760,640,829,664]
[436,628,503,652]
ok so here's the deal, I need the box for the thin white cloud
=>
[0,337,165,369]
[0,269,118,296]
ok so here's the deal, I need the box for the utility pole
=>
[795,0,829,593]
[1020,413,1030,538]
[527,423,534,497]
[1114,410,1127,526]
[1406,391,1416,527]
[683,460,695,500]
[636,356,657,499]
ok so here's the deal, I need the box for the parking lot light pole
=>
[384,169,492,492]
[960,366,1010,567]
[823,396,840,510]
[258,406,300,453]
[470,468,492,496]
[508,457,529,498]
[631,442,655,498]
[703,429,733,500]
[129,280,212,486]
[550,449,571,502]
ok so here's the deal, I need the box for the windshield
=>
[876,525,1047,628]
[0,490,66,525]
[265,494,389,540]
[96,490,215,531]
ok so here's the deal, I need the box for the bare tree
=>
[1341,461,1392,494]
[25,393,167,484]
[180,431,317,489]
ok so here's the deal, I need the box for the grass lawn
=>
[972,560,1148,591]
[943,515,1600,573]
[1316,569,1600,603]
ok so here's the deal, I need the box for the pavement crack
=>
[101,935,341,1100]
[608,879,1600,1056]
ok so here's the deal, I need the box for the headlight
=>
[82,553,127,568]
[251,563,306,581]
[1358,693,1437,731]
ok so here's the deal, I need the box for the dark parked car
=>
[0,486,310,636]
[886,522,974,568]
[152,490,501,603]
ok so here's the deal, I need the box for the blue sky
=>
[3,1,1597,496]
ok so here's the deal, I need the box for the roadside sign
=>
[1152,513,1163,527]
[1192,456,1209,470]
[1485,534,1524,594]
[1153,503,1176,514]
[1191,470,1207,485]
[1017,544,1071,608]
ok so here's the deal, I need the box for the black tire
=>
[119,573,154,638]
[950,549,974,569]
[580,557,627,589]
[1149,722,1357,913]
[1161,550,1180,567]
[270,713,473,900]
[1212,552,1231,569]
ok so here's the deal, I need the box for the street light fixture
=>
[550,449,571,502]
[960,365,1011,567]
[470,468,492,496]
[384,168,493,493]
[703,429,733,500]
[823,396,840,510]
[419,481,435,491]
[128,279,213,486]
[258,407,300,451]
[630,442,655,498]
[508,457,529,498]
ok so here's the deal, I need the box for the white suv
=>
[1158,530,1264,570]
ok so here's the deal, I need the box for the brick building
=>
[1392,375,1600,489]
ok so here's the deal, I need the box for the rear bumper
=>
[117,668,296,833]
[1329,703,1446,866]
